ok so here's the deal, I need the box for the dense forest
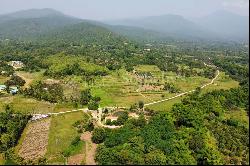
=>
[0,106,31,155]
[95,83,249,165]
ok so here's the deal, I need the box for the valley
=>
[0,7,248,165]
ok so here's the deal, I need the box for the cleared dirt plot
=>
[68,153,85,165]
[18,118,51,160]
[15,70,44,88]
[81,131,97,165]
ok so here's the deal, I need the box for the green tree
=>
[92,128,106,144]
[88,100,99,110]
[116,112,129,125]
[144,149,167,165]
[80,89,92,105]
[138,101,144,109]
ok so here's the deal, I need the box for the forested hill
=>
[1,9,247,44]
[0,9,81,40]
[37,21,127,45]
[0,9,131,47]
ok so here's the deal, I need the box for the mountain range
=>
[0,8,248,43]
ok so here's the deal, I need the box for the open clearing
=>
[68,153,85,165]
[0,95,55,113]
[90,66,212,107]
[0,75,9,84]
[45,111,89,164]
[146,71,238,111]
[15,70,45,88]
[18,118,51,160]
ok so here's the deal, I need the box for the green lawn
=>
[45,111,89,164]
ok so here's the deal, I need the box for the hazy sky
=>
[0,0,249,20]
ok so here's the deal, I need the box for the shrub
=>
[92,128,106,144]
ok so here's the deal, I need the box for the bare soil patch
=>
[140,84,164,91]
[81,132,97,165]
[18,118,51,160]
[68,153,84,165]
[16,72,33,88]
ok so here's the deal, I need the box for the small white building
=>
[144,48,151,51]
[0,85,6,92]
[9,61,24,69]
[105,116,118,122]
[31,114,49,121]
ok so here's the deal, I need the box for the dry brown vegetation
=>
[18,118,51,160]
[68,153,85,165]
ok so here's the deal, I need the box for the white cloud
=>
[221,0,249,15]
[222,0,249,9]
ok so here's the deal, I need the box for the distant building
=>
[105,116,118,122]
[31,114,49,121]
[9,86,18,94]
[145,43,152,47]
[9,61,24,69]
[44,79,60,85]
[0,85,6,91]
[144,48,151,51]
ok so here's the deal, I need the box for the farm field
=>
[90,65,210,107]
[145,71,239,112]
[0,67,238,114]
[17,118,51,161]
[45,111,89,164]
[0,95,55,113]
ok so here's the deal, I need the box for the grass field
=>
[45,111,89,164]
[90,66,209,108]
[0,95,55,113]
[0,95,81,114]
[15,70,45,88]
[225,109,249,129]
[0,153,5,165]
[202,72,239,93]
[0,67,239,114]
[146,96,184,111]
[145,71,239,112]
[0,75,9,84]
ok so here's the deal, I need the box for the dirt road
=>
[81,132,97,165]
[144,70,220,106]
